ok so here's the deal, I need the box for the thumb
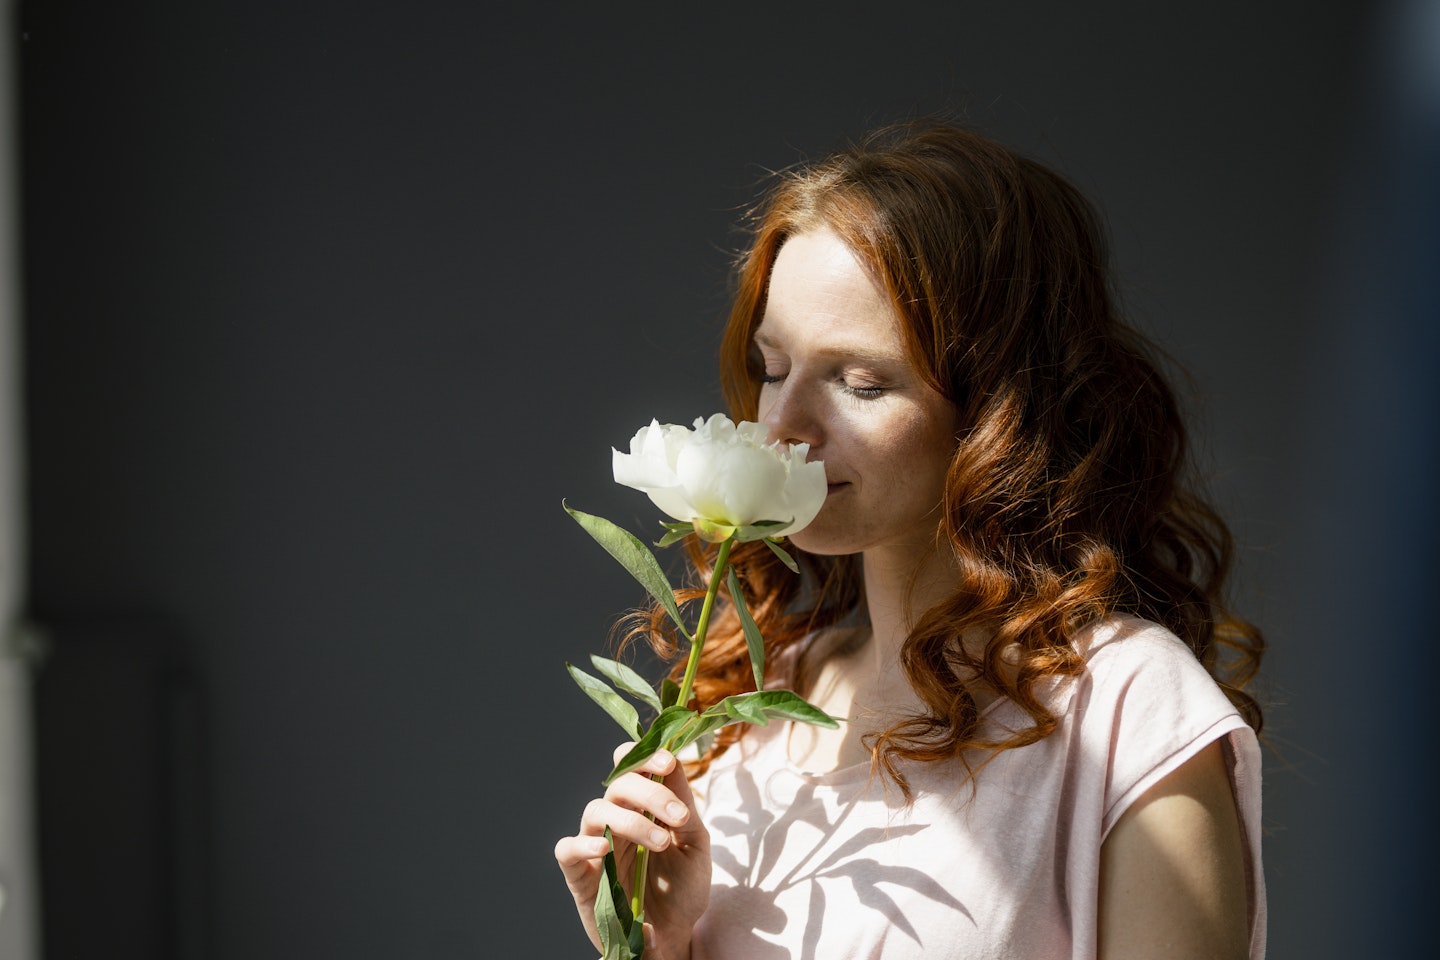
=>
[640,920,696,960]
[643,922,664,960]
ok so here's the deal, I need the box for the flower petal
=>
[613,421,697,522]
[677,433,786,526]
[773,456,827,536]
[613,413,826,535]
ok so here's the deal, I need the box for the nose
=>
[759,379,823,451]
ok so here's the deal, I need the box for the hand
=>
[555,744,711,960]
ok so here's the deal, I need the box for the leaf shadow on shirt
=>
[706,765,973,960]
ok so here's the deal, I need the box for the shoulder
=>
[1064,616,1259,835]
[1076,614,1212,679]
[1073,615,1241,728]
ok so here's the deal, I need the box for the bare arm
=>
[1098,739,1250,960]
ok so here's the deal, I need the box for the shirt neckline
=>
[775,693,1013,783]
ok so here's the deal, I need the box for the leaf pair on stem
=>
[563,503,837,960]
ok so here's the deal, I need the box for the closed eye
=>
[842,382,884,399]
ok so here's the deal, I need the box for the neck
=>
[859,539,957,662]
[856,538,999,712]
[783,539,971,773]
[785,537,1010,773]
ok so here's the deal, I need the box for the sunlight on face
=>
[754,228,958,563]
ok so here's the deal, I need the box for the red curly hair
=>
[632,121,1263,796]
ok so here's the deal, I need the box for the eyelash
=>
[757,371,885,400]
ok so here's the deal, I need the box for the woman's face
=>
[754,228,958,560]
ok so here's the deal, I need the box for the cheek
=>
[883,405,953,457]
[755,388,775,425]
[888,416,957,495]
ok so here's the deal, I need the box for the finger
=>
[611,743,679,779]
[579,797,678,851]
[639,923,686,960]
[603,770,692,830]
[554,832,611,865]
[657,758,708,847]
[553,833,611,883]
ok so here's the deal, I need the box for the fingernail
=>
[648,827,668,847]
[591,837,611,856]
[653,749,673,767]
[666,801,687,822]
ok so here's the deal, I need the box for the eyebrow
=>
[752,329,907,368]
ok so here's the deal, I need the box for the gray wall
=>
[20,1,1433,957]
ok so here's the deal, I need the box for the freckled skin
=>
[755,228,959,568]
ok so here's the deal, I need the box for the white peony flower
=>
[612,414,826,541]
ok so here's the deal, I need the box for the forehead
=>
[756,229,905,353]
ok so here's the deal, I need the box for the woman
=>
[555,121,1265,960]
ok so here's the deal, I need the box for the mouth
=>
[825,482,849,495]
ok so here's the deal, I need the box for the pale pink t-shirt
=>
[690,616,1265,960]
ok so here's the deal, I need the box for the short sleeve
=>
[1075,617,1267,958]
[1076,622,1248,834]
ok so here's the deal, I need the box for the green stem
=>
[629,535,735,929]
[629,845,651,927]
[677,537,733,710]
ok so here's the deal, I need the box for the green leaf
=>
[565,502,688,637]
[674,689,837,751]
[655,521,693,548]
[567,663,643,739]
[595,828,635,960]
[628,919,647,959]
[764,537,800,574]
[734,519,789,542]
[723,692,770,725]
[590,656,662,713]
[659,677,680,709]
[667,711,732,754]
[717,689,840,729]
[604,706,696,785]
[726,566,765,691]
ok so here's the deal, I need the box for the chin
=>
[784,525,858,558]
